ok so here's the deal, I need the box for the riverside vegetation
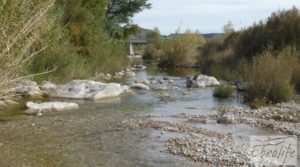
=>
[0,0,150,98]
[145,7,300,104]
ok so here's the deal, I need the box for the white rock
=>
[125,71,136,77]
[4,100,19,106]
[40,81,56,90]
[26,102,79,113]
[15,80,44,97]
[187,74,220,88]
[49,80,126,100]
[0,101,7,107]
[131,83,150,90]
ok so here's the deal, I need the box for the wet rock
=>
[131,65,147,71]
[217,115,235,124]
[186,74,220,88]
[49,80,127,100]
[25,102,79,114]
[130,83,150,90]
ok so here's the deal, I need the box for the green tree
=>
[106,0,151,39]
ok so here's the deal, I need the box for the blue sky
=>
[133,0,300,35]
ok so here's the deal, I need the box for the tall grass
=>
[246,46,298,103]
[0,0,55,98]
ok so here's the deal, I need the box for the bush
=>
[246,46,297,103]
[213,85,235,98]
[235,7,300,59]
[158,30,206,68]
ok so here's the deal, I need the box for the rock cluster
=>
[49,80,129,100]
[186,74,220,88]
[130,65,147,71]
[95,70,136,80]
[212,103,300,137]
[15,80,46,98]
[167,135,251,166]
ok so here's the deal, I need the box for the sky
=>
[132,0,300,35]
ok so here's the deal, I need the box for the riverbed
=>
[0,66,299,167]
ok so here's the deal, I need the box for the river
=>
[0,66,299,167]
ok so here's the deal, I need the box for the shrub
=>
[235,7,300,59]
[213,85,235,98]
[246,46,297,103]
[158,30,206,68]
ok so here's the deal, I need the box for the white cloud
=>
[133,0,300,34]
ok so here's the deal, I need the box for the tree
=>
[106,0,151,39]
[223,21,234,35]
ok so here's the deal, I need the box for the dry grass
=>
[0,0,55,99]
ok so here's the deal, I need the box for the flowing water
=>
[0,66,298,167]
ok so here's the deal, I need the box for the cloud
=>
[133,0,300,34]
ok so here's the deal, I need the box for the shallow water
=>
[0,66,299,167]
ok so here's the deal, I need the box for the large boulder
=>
[186,74,220,88]
[49,80,127,100]
[26,102,79,114]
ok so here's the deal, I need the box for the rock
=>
[131,83,150,90]
[0,101,7,108]
[15,80,45,97]
[40,81,56,90]
[121,85,132,93]
[186,75,220,88]
[140,80,150,85]
[131,65,147,71]
[4,100,19,106]
[25,102,79,114]
[217,115,235,124]
[236,81,251,91]
[49,80,127,100]
[125,71,136,77]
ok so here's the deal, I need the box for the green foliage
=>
[106,0,151,39]
[144,27,163,60]
[197,38,239,81]
[213,85,235,98]
[235,7,300,58]
[246,46,297,103]
[24,0,141,82]
[158,30,206,68]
